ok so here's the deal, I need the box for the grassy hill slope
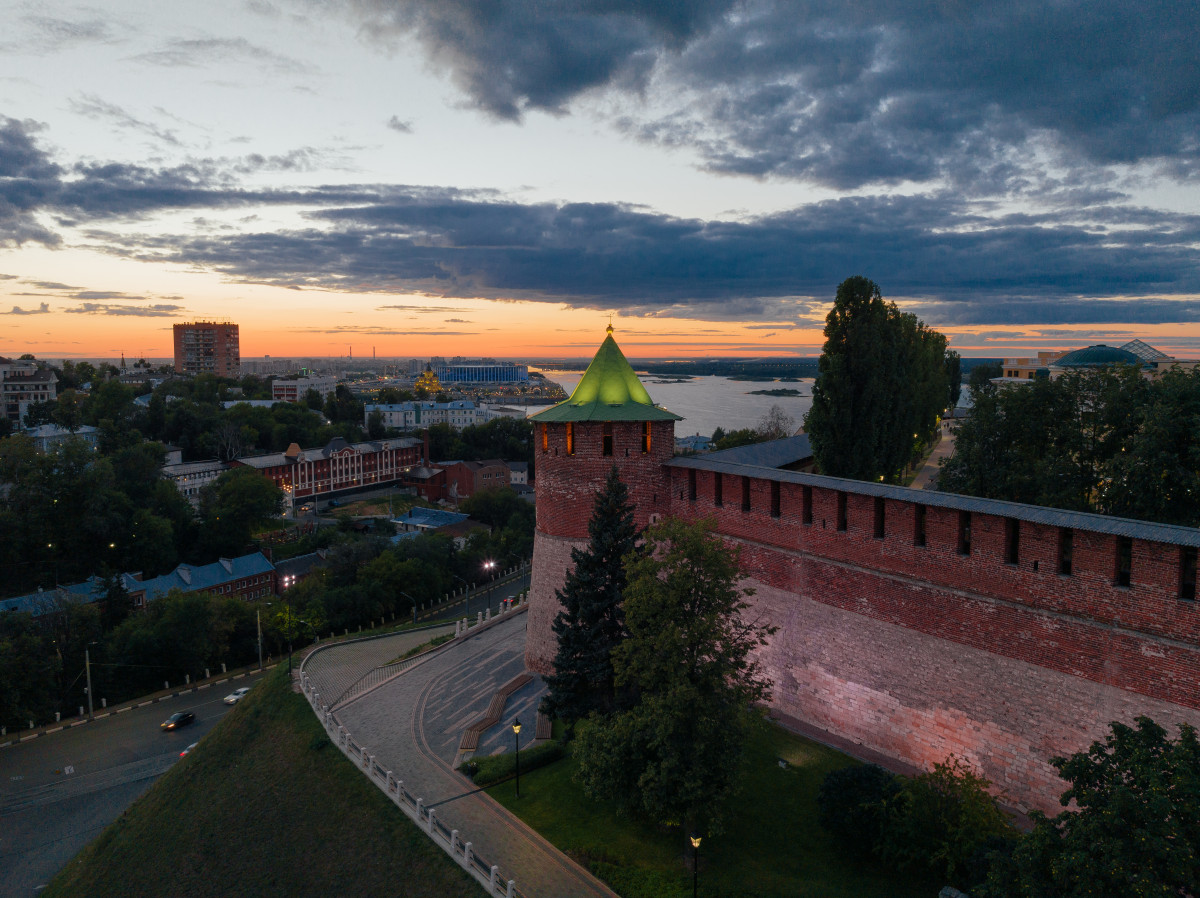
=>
[45,666,481,898]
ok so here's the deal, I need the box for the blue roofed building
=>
[122,552,276,609]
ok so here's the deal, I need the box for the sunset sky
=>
[2,1,1199,362]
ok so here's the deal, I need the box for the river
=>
[533,370,815,439]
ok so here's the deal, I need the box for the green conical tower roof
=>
[532,326,681,423]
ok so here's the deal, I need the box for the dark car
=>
[161,711,195,731]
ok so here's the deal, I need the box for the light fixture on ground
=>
[690,834,701,898]
[512,717,521,797]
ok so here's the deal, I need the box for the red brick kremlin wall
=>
[526,424,1200,814]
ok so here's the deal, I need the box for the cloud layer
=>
[3,113,1200,327]
[345,0,1200,194]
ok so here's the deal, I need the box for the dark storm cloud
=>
[5,115,1199,328]
[348,1,1200,191]
[345,0,734,119]
[116,189,1200,326]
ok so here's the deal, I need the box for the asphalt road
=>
[0,670,267,898]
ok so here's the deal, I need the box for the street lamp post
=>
[400,590,417,625]
[690,834,701,898]
[257,606,263,671]
[84,642,98,719]
[512,717,522,797]
[483,560,496,613]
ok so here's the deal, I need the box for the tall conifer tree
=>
[541,465,637,723]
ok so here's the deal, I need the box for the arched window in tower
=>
[642,421,651,454]
[603,422,613,456]
[541,423,548,453]
[566,422,574,456]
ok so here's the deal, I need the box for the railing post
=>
[464,841,473,868]
[428,808,436,835]
[490,865,498,890]
[451,829,458,853]
[506,880,516,898]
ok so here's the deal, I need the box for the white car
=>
[223,686,252,705]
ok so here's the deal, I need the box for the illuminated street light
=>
[512,717,522,797]
[690,834,702,898]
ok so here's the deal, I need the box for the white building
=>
[365,400,487,431]
[272,375,337,403]
[0,356,58,425]
[163,459,227,508]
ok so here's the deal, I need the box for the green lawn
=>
[487,722,938,898]
[44,666,480,898]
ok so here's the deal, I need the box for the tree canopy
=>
[983,717,1200,897]
[805,276,952,482]
[938,366,1200,526]
[573,516,776,836]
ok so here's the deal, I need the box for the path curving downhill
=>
[333,612,616,898]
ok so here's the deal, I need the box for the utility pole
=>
[257,607,263,670]
[85,645,95,719]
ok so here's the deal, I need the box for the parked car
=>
[223,686,252,705]
[161,711,195,731]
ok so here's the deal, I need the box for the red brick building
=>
[232,436,423,500]
[173,321,240,378]
[442,459,512,502]
[527,328,1200,815]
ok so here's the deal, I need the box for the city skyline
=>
[2,1,1199,360]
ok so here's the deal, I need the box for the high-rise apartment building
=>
[173,322,240,377]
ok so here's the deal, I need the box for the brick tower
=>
[524,326,680,673]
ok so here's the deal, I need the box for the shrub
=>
[816,763,898,852]
[459,739,566,786]
[878,756,1016,886]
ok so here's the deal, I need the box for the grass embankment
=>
[488,723,939,898]
[44,666,480,898]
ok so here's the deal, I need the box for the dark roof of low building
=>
[701,434,812,468]
[1052,345,1142,368]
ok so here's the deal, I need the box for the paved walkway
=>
[910,424,958,489]
[334,613,616,898]
[302,623,455,706]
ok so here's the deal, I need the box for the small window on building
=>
[688,469,697,502]
[914,504,927,547]
[957,511,972,555]
[714,473,723,507]
[602,422,613,457]
[771,481,781,518]
[1115,536,1132,588]
[836,492,847,532]
[1181,547,1197,601]
[742,476,751,512]
[566,422,574,456]
[541,423,548,453]
[642,422,651,454]
[873,497,885,539]
[1059,528,1073,576]
[1005,518,1020,565]
[802,485,813,525]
